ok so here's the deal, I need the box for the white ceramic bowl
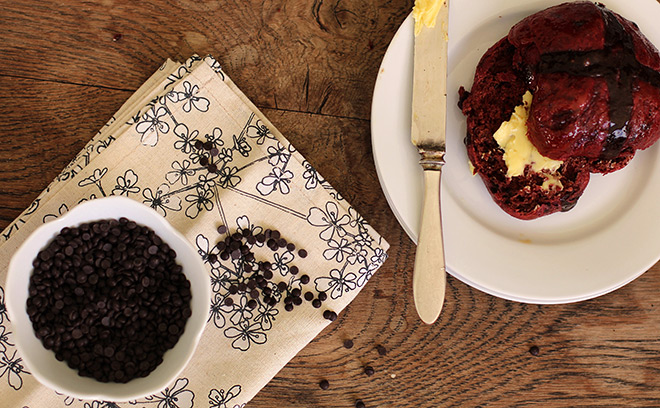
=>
[6,196,211,401]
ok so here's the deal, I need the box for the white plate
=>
[371,0,660,303]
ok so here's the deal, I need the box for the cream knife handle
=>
[413,162,446,325]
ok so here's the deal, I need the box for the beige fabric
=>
[0,56,389,407]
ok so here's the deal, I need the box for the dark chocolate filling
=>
[534,4,660,159]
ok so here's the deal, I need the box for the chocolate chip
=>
[300,274,310,284]
[323,310,337,321]
[529,345,540,356]
[304,291,314,301]
[312,299,321,308]
[298,249,308,258]
[203,141,213,151]
[247,299,258,309]
[319,379,330,390]
[277,282,287,292]
[318,292,328,302]
[290,265,299,275]
[376,345,387,356]
[343,339,354,349]
[364,366,375,376]
[224,297,234,306]
[355,400,365,408]
[291,288,301,297]
[200,156,209,166]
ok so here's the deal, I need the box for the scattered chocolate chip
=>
[300,274,310,284]
[529,345,540,356]
[286,242,295,251]
[376,345,387,356]
[298,249,308,258]
[277,282,288,292]
[323,310,337,321]
[289,265,299,275]
[200,156,209,166]
[319,379,330,390]
[355,400,365,408]
[247,299,258,309]
[224,297,234,306]
[194,140,204,150]
[112,33,123,42]
[318,292,328,302]
[343,339,354,349]
[203,141,213,151]
[312,299,322,308]
[364,366,375,376]
[284,303,294,312]
[304,291,314,301]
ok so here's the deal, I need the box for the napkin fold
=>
[0,55,389,407]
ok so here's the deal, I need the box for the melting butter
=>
[493,91,563,182]
[413,0,444,36]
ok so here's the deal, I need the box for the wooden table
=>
[2,1,660,406]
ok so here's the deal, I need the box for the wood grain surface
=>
[2,0,660,407]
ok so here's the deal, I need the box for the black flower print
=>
[224,320,267,351]
[346,243,368,266]
[371,248,387,267]
[218,166,241,188]
[0,287,7,324]
[196,233,219,264]
[254,302,278,331]
[111,169,140,196]
[205,127,225,150]
[233,134,251,157]
[78,167,108,194]
[228,296,254,326]
[164,65,190,89]
[145,377,194,408]
[0,325,12,354]
[256,167,294,196]
[197,173,216,190]
[246,119,274,145]
[356,263,378,287]
[184,185,214,218]
[209,294,230,329]
[0,350,30,390]
[315,268,357,300]
[271,251,294,276]
[83,401,122,408]
[166,160,194,186]
[173,123,200,154]
[42,203,69,223]
[266,142,290,166]
[235,216,263,245]
[217,147,233,163]
[208,385,241,408]
[205,54,226,80]
[323,238,352,263]
[136,106,170,146]
[307,201,350,241]
[167,80,210,113]
[142,184,182,216]
[302,160,323,190]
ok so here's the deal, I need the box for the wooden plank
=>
[0,0,410,120]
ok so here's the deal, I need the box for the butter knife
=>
[411,0,448,324]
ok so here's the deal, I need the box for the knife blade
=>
[410,0,448,325]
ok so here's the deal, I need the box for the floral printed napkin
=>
[0,55,389,407]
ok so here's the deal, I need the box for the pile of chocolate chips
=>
[213,226,333,314]
[26,218,192,383]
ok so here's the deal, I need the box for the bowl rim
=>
[6,196,211,401]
